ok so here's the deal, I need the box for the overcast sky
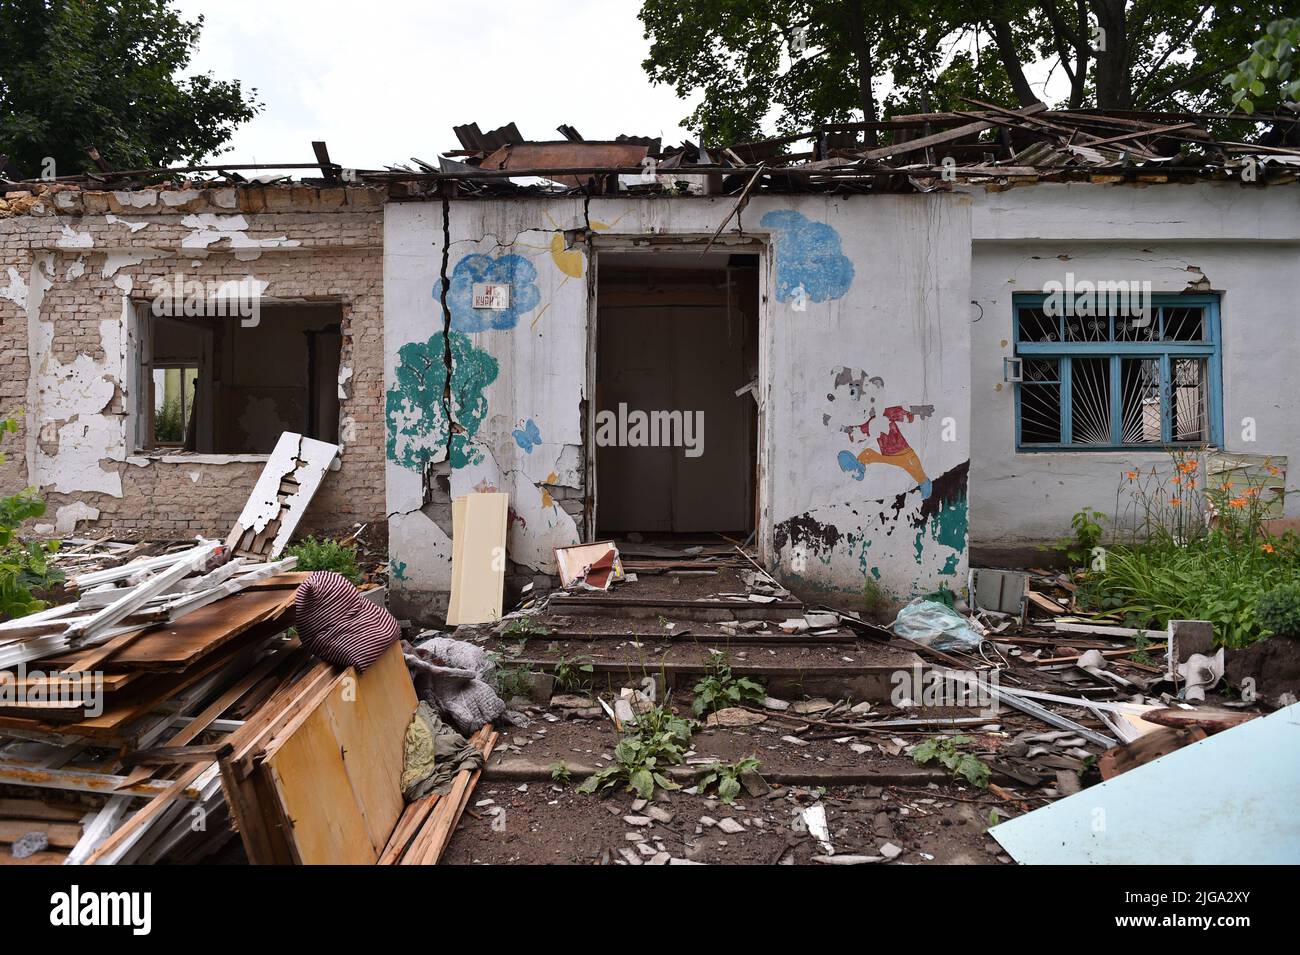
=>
[173,0,702,169]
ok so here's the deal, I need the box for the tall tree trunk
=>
[846,0,879,146]
[988,12,1041,106]
[1091,0,1131,109]
[1040,0,1092,108]
[1068,0,1090,108]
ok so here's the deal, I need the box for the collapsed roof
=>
[3,98,1299,202]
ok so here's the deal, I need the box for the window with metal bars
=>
[1013,293,1221,450]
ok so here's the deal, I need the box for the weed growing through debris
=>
[910,735,991,789]
[502,617,551,638]
[0,413,62,618]
[577,702,695,801]
[1076,450,1300,647]
[549,761,572,786]
[286,536,363,584]
[862,576,890,619]
[691,654,766,716]
[553,656,594,693]
[698,756,760,805]
[488,657,537,701]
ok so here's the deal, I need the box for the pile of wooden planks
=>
[0,573,305,864]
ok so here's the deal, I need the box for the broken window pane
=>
[144,306,342,453]
[1120,357,1162,445]
[1070,357,1112,445]
[152,366,198,446]
[1171,358,1208,442]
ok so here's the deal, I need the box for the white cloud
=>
[173,0,701,168]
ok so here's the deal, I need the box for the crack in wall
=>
[437,193,456,468]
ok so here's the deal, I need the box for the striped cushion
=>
[294,571,399,671]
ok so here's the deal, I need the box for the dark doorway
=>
[595,251,760,537]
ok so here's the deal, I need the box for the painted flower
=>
[1229,497,1248,508]
[1170,497,1183,507]
[1125,471,1138,481]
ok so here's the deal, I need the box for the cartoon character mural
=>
[822,366,935,500]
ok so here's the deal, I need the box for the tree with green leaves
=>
[1223,16,1299,113]
[639,1,1298,144]
[0,0,260,178]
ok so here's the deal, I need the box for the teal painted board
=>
[991,703,1300,864]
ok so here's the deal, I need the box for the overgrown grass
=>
[1081,534,1300,648]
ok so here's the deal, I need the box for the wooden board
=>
[0,819,82,848]
[44,585,296,672]
[263,641,416,864]
[446,492,508,626]
[0,798,85,822]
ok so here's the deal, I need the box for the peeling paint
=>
[1,266,26,309]
[105,214,150,233]
[56,224,93,250]
[55,502,100,535]
[179,214,302,252]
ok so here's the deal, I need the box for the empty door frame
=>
[584,237,771,559]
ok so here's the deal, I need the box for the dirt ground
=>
[442,778,1013,865]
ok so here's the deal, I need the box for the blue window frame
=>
[1013,293,1222,451]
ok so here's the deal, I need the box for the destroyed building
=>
[2,108,1299,621]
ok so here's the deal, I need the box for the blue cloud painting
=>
[434,252,542,332]
[760,210,854,304]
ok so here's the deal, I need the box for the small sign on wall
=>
[472,283,511,310]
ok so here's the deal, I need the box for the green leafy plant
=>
[1130,631,1155,667]
[911,735,991,789]
[502,616,550,638]
[1223,18,1300,114]
[1257,582,1300,639]
[553,656,594,693]
[488,658,537,701]
[1055,506,1106,567]
[698,756,760,805]
[691,655,766,716]
[549,761,572,786]
[0,414,62,619]
[578,703,694,800]
[286,537,362,584]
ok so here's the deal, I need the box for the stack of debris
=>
[0,431,389,865]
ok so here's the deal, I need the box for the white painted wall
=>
[384,192,974,605]
[967,182,1300,547]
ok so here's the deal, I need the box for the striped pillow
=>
[294,571,399,671]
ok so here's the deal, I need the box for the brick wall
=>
[0,183,388,542]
